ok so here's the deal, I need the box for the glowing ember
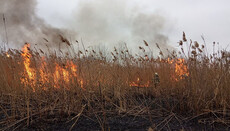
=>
[79,79,84,89]
[6,52,10,57]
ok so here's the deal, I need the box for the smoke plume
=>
[0,0,72,49]
[0,0,173,55]
[71,0,172,54]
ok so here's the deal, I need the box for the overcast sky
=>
[36,0,230,51]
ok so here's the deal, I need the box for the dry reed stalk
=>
[0,33,229,130]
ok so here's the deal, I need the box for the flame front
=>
[20,44,84,91]
[20,44,188,91]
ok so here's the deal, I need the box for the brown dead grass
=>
[0,33,230,130]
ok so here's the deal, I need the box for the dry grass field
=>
[0,33,230,130]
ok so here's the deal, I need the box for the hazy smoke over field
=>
[0,0,71,49]
[72,0,172,53]
[0,0,172,53]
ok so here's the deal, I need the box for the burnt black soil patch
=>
[1,94,230,130]
[16,112,229,131]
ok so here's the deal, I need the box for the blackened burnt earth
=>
[1,94,230,130]
[20,113,229,131]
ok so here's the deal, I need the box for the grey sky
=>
[36,0,230,51]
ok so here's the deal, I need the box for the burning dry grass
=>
[0,34,230,130]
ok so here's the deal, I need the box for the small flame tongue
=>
[168,58,189,81]
[130,77,150,88]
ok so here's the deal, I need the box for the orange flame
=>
[39,57,49,90]
[168,58,189,81]
[53,63,70,88]
[20,44,84,91]
[130,78,150,87]
[53,61,84,89]
[175,59,189,80]
[21,44,36,91]
[129,58,189,87]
